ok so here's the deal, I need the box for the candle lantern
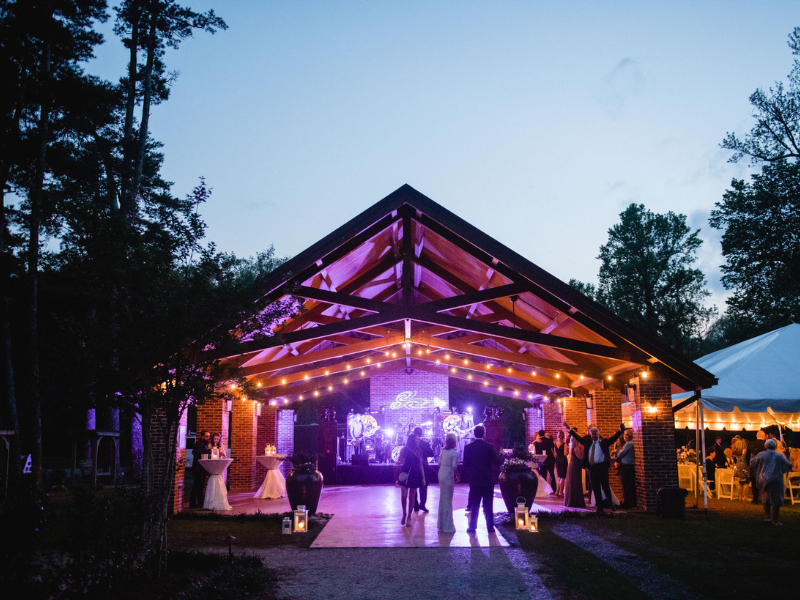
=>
[281,517,292,535]
[515,497,530,530]
[529,514,539,533]
[293,505,309,532]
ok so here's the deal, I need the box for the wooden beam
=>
[414,334,598,381]
[251,352,403,388]
[294,286,386,313]
[401,213,414,306]
[417,352,567,389]
[422,283,528,313]
[240,332,404,376]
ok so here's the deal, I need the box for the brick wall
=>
[543,401,563,438]
[590,388,624,499]
[631,376,679,512]
[369,370,448,433]
[196,396,227,444]
[524,407,543,446]
[229,400,259,492]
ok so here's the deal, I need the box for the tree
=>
[593,204,715,355]
[709,160,800,331]
[721,27,800,164]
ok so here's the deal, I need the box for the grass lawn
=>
[511,497,800,599]
[168,511,331,550]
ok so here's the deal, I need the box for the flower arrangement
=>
[502,457,533,473]
[677,446,697,464]
[287,453,316,474]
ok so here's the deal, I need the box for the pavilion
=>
[173,184,716,513]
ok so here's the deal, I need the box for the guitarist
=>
[456,412,474,462]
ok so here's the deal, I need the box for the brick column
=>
[229,400,258,492]
[524,407,543,447]
[196,396,228,444]
[631,376,678,512]
[256,405,278,483]
[543,402,563,438]
[149,407,187,514]
[277,410,295,478]
[589,388,623,499]
[562,396,588,434]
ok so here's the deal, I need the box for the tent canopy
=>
[673,324,800,413]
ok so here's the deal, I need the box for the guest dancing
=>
[564,420,625,514]
[534,430,557,494]
[554,431,568,498]
[398,433,426,527]
[563,434,586,508]
[463,425,503,534]
[615,429,636,508]
[413,427,435,513]
[437,433,459,533]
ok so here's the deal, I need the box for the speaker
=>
[351,453,369,467]
[318,421,338,456]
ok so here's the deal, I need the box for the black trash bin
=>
[657,487,688,518]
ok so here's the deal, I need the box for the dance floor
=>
[224,483,591,548]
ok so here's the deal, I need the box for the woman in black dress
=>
[398,433,426,527]
[554,431,568,498]
[564,434,586,508]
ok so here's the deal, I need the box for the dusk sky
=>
[89,1,799,312]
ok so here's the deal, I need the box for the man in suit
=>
[189,430,211,508]
[564,420,625,514]
[749,430,767,503]
[413,426,435,512]
[463,425,503,533]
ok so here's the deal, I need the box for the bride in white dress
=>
[437,433,459,533]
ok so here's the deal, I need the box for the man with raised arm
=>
[564,420,626,514]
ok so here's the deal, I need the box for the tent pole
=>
[694,399,700,507]
[700,403,708,519]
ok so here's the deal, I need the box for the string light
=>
[498,386,503,392]
[426,349,431,354]
[641,371,648,378]
[314,391,319,397]
[360,371,365,376]
[507,367,512,373]
[487,365,492,370]
[257,382,262,387]
[580,375,584,380]
[445,354,450,360]
[484,381,488,386]
[328,385,333,391]
[299,395,304,400]
[385,351,390,356]
[284,398,289,404]
[417,350,423,356]
[451,367,456,373]
[230,384,236,390]
[346,364,351,369]
[304,375,309,380]
[324,370,329,376]
[344,378,349,384]
[436,359,440,364]
[467,374,472,380]
[607,375,613,381]
[391,352,397,358]
[528,394,533,400]
[514,390,519,396]
[555,373,560,379]
[366,358,371,364]
[377,363,382,368]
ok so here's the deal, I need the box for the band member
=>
[349,413,366,455]
[456,412,474,463]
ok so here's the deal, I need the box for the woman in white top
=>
[437,433,459,533]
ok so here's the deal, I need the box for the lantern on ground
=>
[282,517,291,535]
[515,497,530,530]
[529,514,539,533]
[294,505,309,532]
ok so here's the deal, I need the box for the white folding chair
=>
[785,472,800,505]
[717,469,735,500]
[678,465,696,495]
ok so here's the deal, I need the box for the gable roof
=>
[224,184,716,403]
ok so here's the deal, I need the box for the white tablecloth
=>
[527,461,554,497]
[200,458,232,510]
[254,455,287,499]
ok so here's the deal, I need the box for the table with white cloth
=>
[200,458,233,510]
[254,454,286,499]
[527,457,554,498]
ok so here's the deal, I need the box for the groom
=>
[463,425,503,534]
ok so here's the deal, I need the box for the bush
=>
[169,551,276,599]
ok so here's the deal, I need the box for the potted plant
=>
[285,453,323,515]
[498,446,538,514]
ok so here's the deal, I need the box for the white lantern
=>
[529,514,539,533]
[294,505,309,532]
[515,497,530,530]
[282,517,292,535]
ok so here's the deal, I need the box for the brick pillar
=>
[277,410,295,478]
[149,407,187,515]
[229,400,258,492]
[543,402,562,438]
[524,407,543,447]
[562,396,588,434]
[196,396,227,443]
[590,388,623,499]
[631,376,678,512]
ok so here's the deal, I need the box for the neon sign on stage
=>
[390,390,446,410]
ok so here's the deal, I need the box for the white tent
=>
[673,324,800,430]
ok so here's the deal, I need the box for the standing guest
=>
[616,429,636,508]
[413,426,435,512]
[189,430,211,509]
[437,433,459,533]
[750,439,793,525]
[732,436,750,503]
[554,432,568,498]
[463,425,503,534]
[749,430,767,503]
[398,433,426,527]
[534,429,557,494]
[209,432,227,458]
[565,420,625,514]
[564,434,586,509]
[705,448,717,492]
[712,436,727,469]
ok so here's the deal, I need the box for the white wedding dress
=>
[437,449,458,533]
